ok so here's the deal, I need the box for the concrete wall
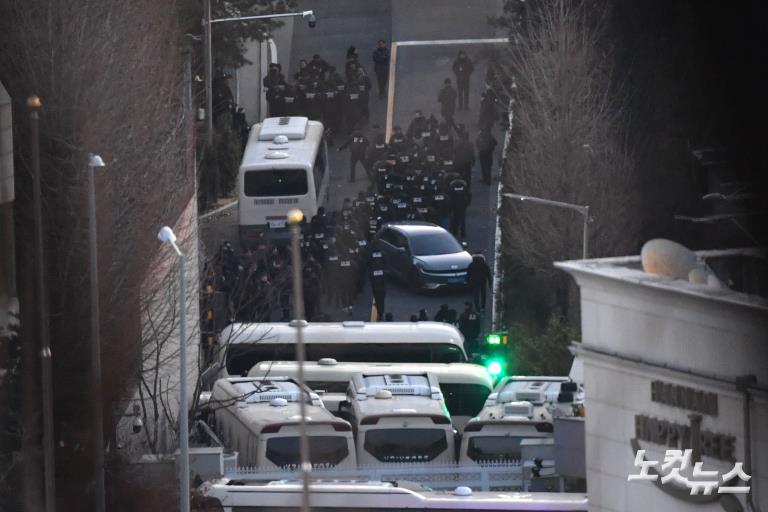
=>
[0,81,17,340]
[560,260,767,512]
[235,39,263,124]
[577,273,768,380]
[116,192,200,458]
[582,355,766,512]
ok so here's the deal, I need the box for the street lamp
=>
[287,208,311,512]
[202,6,316,146]
[27,94,56,512]
[157,226,189,512]
[87,153,106,512]
[503,193,590,259]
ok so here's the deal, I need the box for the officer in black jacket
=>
[467,251,492,312]
[448,176,471,238]
[476,128,498,185]
[453,127,476,185]
[372,40,390,99]
[458,302,481,354]
[369,250,387,320]
[339,131,369,182]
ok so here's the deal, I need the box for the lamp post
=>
[27,94,56,512]
[87,153,106,512]
[157,226,189,512]
[202,8,315,145]
[503,193,590,260]
[287,208,311,512]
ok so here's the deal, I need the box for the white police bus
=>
[238,116,330,245]
[341,372,456,466]
[247,360,492,431]
[211,321,469,384]
[210,377,356,470]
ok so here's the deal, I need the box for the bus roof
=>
[211,377,345,433]
[201,479,589,510]
[258,116,309,140]
[348,372,449,421]
[220,321,466,347]
[240,118,324,171]
[248,361,492,388]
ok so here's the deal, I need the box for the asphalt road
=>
[201,0,506,332]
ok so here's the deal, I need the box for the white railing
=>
[224,461,564,492]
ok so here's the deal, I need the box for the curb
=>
[199,199,238,220]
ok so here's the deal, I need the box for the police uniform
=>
[369,250,387,319]
[448,177,471,238]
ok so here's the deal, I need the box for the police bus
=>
[341,372,456,466]
[210,377,356,470]
[238,116,330,245]
[247,359,492,431]
[211,321,468,384]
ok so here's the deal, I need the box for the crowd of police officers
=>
[206,47,500,355]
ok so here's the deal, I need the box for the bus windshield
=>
[225,343,466,376]
[244,168,308,197]
[467,436,536,462]
[364,429,448,463]
[266,436,349,468]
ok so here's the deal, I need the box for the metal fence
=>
[224,461,564,492]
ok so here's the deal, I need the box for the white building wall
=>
[558,255,767,512]
[116,193,200,458]
[578,276,768,379]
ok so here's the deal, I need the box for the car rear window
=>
[266,436,349,468]
[410,232,462,256]
[244,169,308,197]
[364,428,447,463]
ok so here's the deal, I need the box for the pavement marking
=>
[385,41,398,141]
[385,37,511,141]
[397,37,510,47]
[199,199,238,220]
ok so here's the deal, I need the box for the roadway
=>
[201,0,506,331]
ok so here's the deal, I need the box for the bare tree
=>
[498,0,640,306]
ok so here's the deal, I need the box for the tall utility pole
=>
[203,0,213,148]
[156,227,190,512]
[28,95,56,512]
[87,154,106,512]
[288,209,311,512]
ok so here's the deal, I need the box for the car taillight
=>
[431,415,451,425]
[261,424,283,434]
[360,416,380,425]
[332,422,352,432]
[463,422,483,432]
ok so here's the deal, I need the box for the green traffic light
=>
[487,359,504,377]
[486,334,501,345]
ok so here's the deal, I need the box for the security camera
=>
[307,13,317,28]
[132,415,144,434]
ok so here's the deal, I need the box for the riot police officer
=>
[448,176,471,238]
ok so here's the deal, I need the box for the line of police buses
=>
[197,117,587,510]
[198,321,584,474]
